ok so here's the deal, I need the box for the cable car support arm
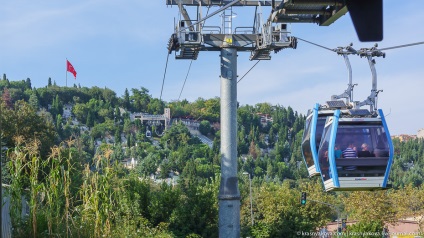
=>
[331,44,358,104]
[356,46,385,112]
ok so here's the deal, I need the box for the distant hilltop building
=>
[391,129,424,141]
[256,113,273,127]
[131,108,171,129]
[121,158,138,169]
[391,134,417,142]
[418,128,424,139]
[179,119,200,130]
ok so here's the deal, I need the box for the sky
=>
[1,1,423,136]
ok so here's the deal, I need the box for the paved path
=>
[197,134,213,148]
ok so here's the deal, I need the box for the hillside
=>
[1,76,423,237]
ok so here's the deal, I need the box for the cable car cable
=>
[297,37,424,54]
[296,37,334,52]
[379,41,424,51]
[237,60,260,84]
[178,59,193,101]
[160,52,171,101]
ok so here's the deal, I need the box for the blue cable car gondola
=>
[317,108,393,191]
[301,44,393,191]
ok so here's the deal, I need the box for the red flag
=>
[67,60,77,79]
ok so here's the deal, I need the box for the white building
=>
[417,128,424,139]
[130,108,171,129]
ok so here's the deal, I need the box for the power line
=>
[160,53,171,101]
[237,60,260,84]
[178,60,193,100]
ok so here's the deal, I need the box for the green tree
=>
[160,122,196,151]
[50,94,63,118]
[86,111,94,127]
[203,97,220,121]
[102,87,117,106]
[169,176,219,237]
[28,92,39,111]
[25,77,32,89]
[72,103,89,123]
[255,102,272,115]
[345,220,384,238]
[123,88,130,110]
[391,184,424,231]
[148,183,181,226]
[114,107,121,123]
[136,153,160,177]
[56,114,63,137]
[130,87,151,112]
[249,181,333,238]
[341,191,397,224]
[199,120,211,135]
[148,98,164,115]
[1,100,56,157]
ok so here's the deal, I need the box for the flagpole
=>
[66,58,68,87]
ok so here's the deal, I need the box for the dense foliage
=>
[1,75,423,237]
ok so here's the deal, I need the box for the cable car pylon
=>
[166,1,297,236]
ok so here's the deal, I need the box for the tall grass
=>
[27,139,41,238]
[80,147,117,237]
[43,145,63,237]
[7,136,28,234]
[6,138,175,237]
